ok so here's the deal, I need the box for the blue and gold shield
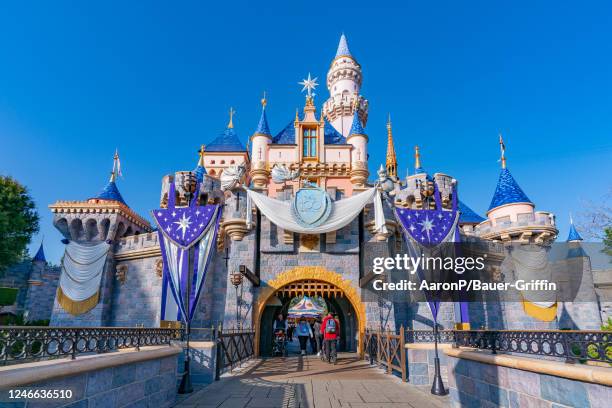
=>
[291,185,332,228]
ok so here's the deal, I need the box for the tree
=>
[0,176,39,273]
[604,227,612,258]
[577,188,611,241]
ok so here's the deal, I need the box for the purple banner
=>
[395,208,458,246]
[153,205,217,249]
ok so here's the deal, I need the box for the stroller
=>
[272,330,288,357]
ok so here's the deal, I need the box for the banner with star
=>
[395,207,460,322]
[153,182,222,323]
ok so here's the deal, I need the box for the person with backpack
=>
[295,317,313,356]
[321,312,340,363]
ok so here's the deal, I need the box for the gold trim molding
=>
[253,266,366,357]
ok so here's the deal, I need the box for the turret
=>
[50,152,151,243]
[347,111,369,186]
[250,94,272,189]
[475,135,557,244]
[199,108,250,179]
[323,34,368,137]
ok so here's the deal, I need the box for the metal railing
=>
[453,330,612,364]
[0,326,182,366]
[215,327,255,380]
[405,329,455,344]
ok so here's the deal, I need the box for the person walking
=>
[321,312,340,364]
[313,319,323,356]
[295,317,313,356]
[287,322,294,342]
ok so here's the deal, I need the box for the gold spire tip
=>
[261,91,267,108]
[499,133,506,169]
[228,107,235,129]
[414,146,421,169]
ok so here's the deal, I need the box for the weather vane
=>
[299,73,318,99]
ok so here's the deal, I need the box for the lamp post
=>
[178,172,198,395]
[230,271,244,329]
[430,262,446,396]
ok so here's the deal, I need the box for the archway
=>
[253,266,366,357]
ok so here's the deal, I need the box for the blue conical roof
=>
[254,108,271,136]
[349,112,365,136]
[206,128,246,152]
[488,168,532,211]
[458,201,485,224]
[336,33,352,58]
[194,165,206,182]
[32,242,46,263]
[567,222,583,242]
[93,181,127,205]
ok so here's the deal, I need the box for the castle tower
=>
[200,108,250,179]
[476,136,557,243]
[250,94,272,189]
[385,115,397,179]
[49,152,151,326]
[347,111,369,186]
[323,34,368,137]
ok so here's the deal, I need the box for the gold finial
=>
[499,133,506,169]
[261,91,267,109]
[386,114,397,177]
[228,107,236,129]
[198,145,206,167]
[294,108,299,125]
[109,149,121,182]
[414,146,421,170]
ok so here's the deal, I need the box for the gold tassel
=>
[56,287,99,316]
[522,299,557,322]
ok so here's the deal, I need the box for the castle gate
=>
[253,267,366,357]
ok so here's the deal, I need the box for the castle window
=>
[303,128,317,158]
[220,160,225,164]
[230,160,235,164]
[211,160,215,164]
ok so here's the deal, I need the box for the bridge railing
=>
[451,329,611,364]
[214,327,255,380]
[0,326,182,366]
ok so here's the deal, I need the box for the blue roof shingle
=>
[488,168,532,211]
[567,223,583,242]
[92,181,127,205]
[458,201,485,224]
[206,128,246,152]
[349,112,365,136]
[32,242,46,263]
[272,116,347,145]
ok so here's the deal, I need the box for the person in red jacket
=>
[321,312,340,364]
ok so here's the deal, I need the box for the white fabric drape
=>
[59,241,111,302]
[509,246,556,308]
[246,187,387,234]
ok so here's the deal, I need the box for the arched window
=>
[230,160,235,164]
[211,160,216,164]
[220,160,225,164]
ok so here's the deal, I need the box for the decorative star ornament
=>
[173,213,192,239]
[418,215,434,242]
[299,73,318,98]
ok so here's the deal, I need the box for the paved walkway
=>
[175,353,450,408]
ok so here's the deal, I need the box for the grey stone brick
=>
[540,374,589,408]
[86,368,113,397]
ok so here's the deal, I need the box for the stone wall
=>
[0,347,180,408]
[446,350,611,408]
[406,345,450,386]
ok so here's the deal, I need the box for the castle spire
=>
[254,92,271,137]
[385,114,397,178]
[414,146,425,174]
[228,107,236,129]
[499,133,506,169]
[198,145,206,167]
[32,239,46,264]
[336,33,352,58]
[109,149,121,182]
[567,214,583,242]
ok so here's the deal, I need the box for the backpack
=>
[325,318,337,334]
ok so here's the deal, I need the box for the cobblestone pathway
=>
[175,353,450,408]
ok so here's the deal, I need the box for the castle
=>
[5,34,600,356]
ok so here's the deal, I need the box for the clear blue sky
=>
[1,1,611,264]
